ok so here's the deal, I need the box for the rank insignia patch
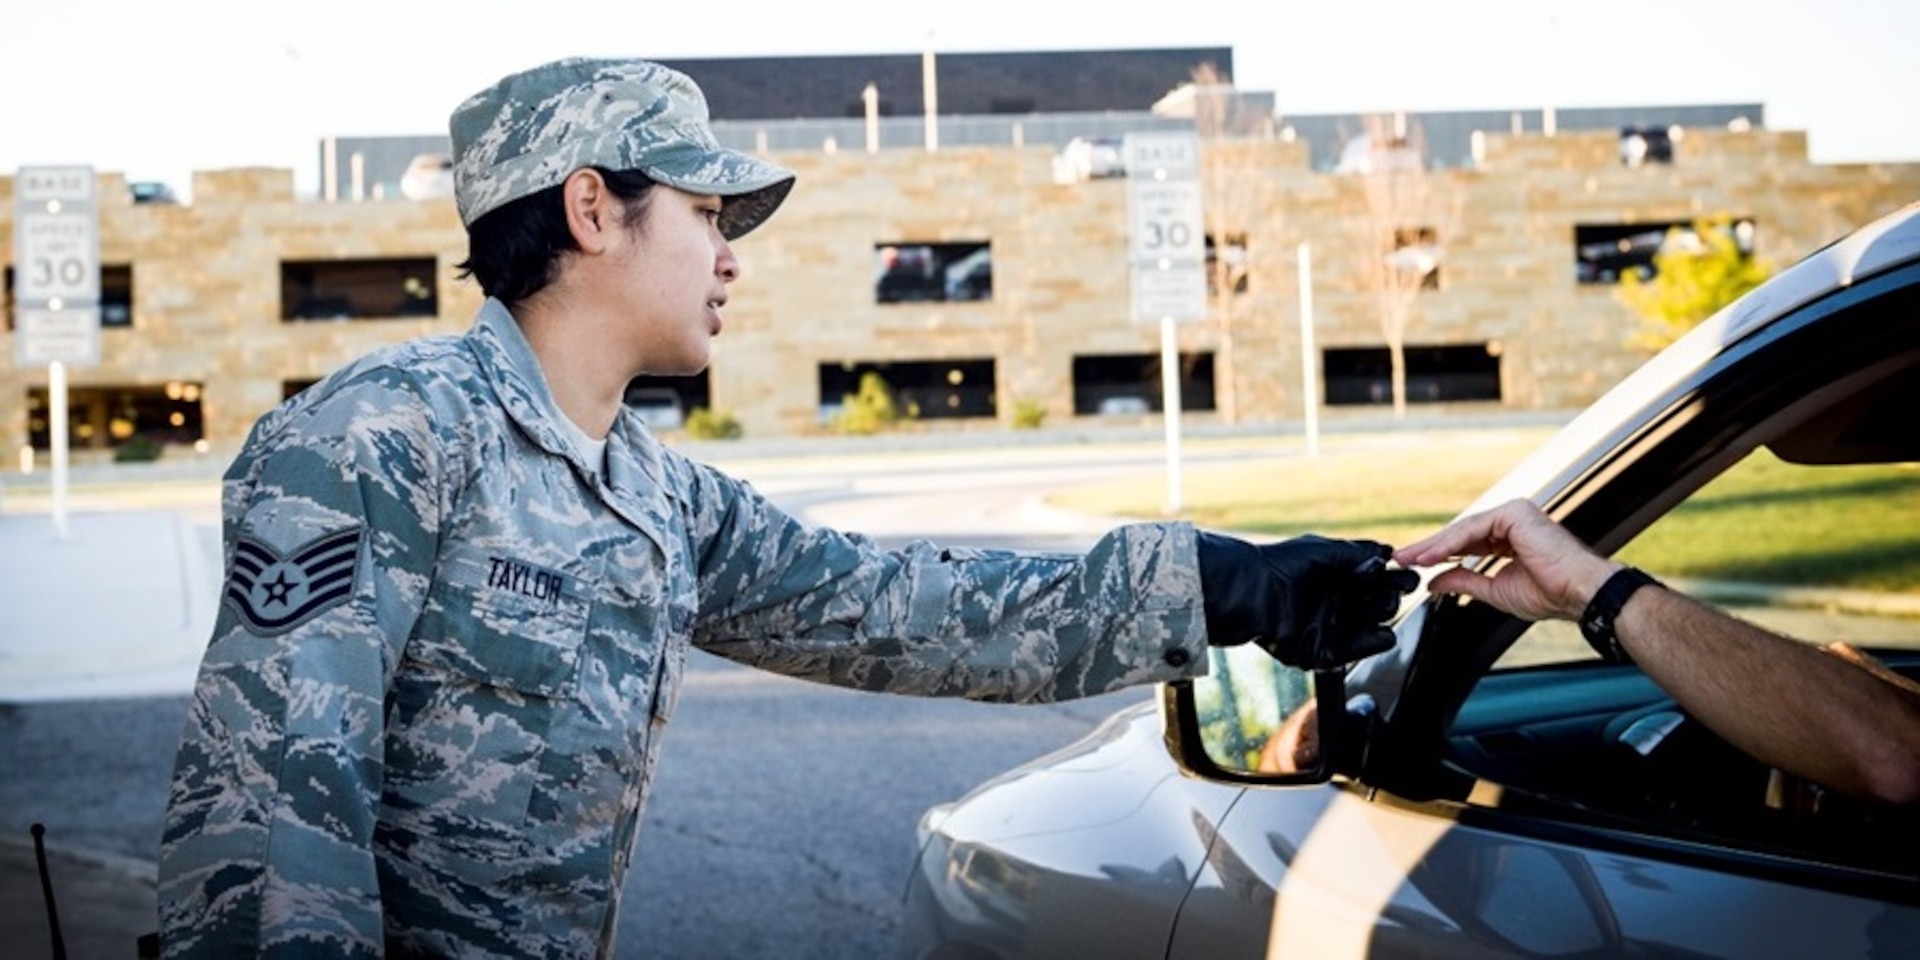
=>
[223,526,364,635]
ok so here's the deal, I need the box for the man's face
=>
[608,185,740,376]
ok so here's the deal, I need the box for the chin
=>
[647,357,710,378]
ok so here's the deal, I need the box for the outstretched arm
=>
[1396,499,1920,806]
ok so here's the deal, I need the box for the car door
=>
[1173,777,1919,958]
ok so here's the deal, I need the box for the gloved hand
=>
[1197,531,1419,670]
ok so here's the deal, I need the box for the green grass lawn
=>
[1050,428,1920,594]
[1617,453,1920,594]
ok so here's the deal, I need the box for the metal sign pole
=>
[1160,315,1184,515]
[50,360,70,539]
[1298,242,1320,458]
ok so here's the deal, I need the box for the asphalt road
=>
[0,444,1183,958]
[0,632,1149,959]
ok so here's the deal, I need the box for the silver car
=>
[903,202,1920,959]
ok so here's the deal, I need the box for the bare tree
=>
[1341,114,1457,418]
[1187,62,1270,422]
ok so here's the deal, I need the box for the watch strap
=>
[1579,566,1660,663]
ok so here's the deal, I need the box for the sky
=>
[4,0,1916,201]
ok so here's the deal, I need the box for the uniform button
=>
[1163,647,1191,668]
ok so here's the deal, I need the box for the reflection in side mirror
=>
[1161,645,1339,784]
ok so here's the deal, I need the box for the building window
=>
[100,265,135,326]
[281,257,438,321]
[874,242,992,304]
[1391,227,1442,290]
[1071,352,1217,415]
[1619,126,1677,167]
[1206,233,1249,296]
[1323,344,1501,406]
[1054,137,1126,182]
[5,263,136,329]
[1574,220,1755,285]
[26,381,204,451]
[624,372,711,432]
[818,358,997,421]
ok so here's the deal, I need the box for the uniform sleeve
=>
[158,370,447,958]
[674,458,1207,703]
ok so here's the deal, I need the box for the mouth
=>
[706,298,726,334]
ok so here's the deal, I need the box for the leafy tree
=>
[1615,218,1772,350]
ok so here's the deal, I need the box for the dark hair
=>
[456,167,657,306]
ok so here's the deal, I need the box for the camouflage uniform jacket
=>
[158,299,1209,958]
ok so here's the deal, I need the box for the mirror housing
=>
[1160,644,1367,785]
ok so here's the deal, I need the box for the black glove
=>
[1197,532,1419,670]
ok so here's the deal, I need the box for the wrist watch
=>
[1579,566,1661,663]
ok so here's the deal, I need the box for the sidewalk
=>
[0,507,214,957]
[0,509,219,703]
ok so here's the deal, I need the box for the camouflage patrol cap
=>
[450,57,795,239]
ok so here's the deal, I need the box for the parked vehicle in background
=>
[399,153,454,201]
[128,181,178,205]
[903,202,1920,958]
[624,386,685,432]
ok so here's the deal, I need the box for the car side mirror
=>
[1160,644,1357,784]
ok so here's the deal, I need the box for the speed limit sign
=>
[1126,179,1204,264]
[1123,133,1206,323]
[13,165,101,367]
[16,211,100,303]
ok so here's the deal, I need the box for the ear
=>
[561,169,615,254]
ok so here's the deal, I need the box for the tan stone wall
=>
[3,128,1916,454]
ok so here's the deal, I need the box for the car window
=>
[1495,447,1920,670]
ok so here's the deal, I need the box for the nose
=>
[716,238,740,283]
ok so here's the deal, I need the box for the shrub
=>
[832,372,904,436]
[1011,399,1047,430]
[684,407,743,440]
[114,433,164,463]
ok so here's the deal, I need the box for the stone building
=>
[4,51,1917,458]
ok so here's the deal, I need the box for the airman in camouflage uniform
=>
[158,58,1412,958]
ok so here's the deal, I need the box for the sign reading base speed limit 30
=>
[13,165,102,368]
[1122,133,1206,324]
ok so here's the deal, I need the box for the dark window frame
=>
[1070,352,1217,415]
[1206,233,1250,297]
[1393,226,1443,291]
[817,357,998,421]
[25,380,205,451]
[280,257,439,322]
[874,241,992,304]
[1575,219,1757,286]
[1322,343,1502,406]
